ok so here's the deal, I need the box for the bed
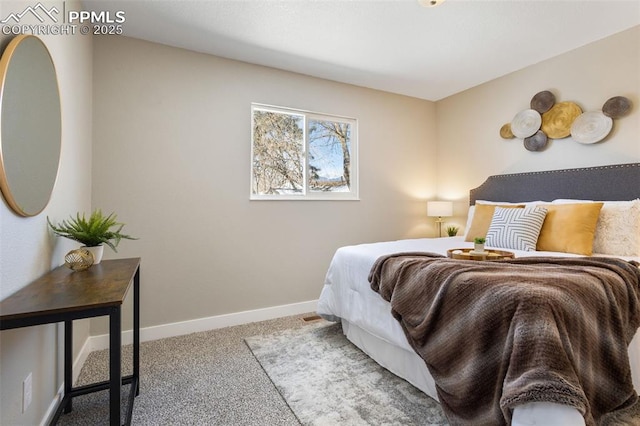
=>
[317,163,640,426]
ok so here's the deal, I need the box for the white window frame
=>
[250,103,359,201]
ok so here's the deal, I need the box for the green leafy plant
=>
[446,226,459,237]
[474,237,486,244]
[47,209,137,252]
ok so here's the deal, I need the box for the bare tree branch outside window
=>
[252,110,304,195]
[308,120,351,192]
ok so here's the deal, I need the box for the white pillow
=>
[552,199,593,203]
[464,205,475,236]
[592,199,640,256]
[486,206,548,251]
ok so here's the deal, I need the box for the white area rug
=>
[245,321,448,426]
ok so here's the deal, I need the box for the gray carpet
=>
[58,314,308,425]
[245,321,447,426]
[58,314,446,425]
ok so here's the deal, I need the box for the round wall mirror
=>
[0,35,61,217]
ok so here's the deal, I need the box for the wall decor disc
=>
[530,90,556,113]
[541,101,582,139]
[602,96,632,118]
[570,111,613,144]
[523,130,548,152]
[500,123,514,139]
[511,109,541,139]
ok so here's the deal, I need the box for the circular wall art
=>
[530,90,556,114]
[523,130,548,152]
[541,101,582,139]
[500,123,514,139]
[602,96,632,118]
[570,111,613,144]
[511,109,541,139]
[502,90,631,151]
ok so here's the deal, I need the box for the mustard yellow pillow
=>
[464,204,525,242]
[536,203,604,255]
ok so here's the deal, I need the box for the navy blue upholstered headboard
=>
[469,163,640,205]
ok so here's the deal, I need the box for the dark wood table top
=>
[0,258,140,323]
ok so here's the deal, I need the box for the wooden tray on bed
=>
[447,248,515,261]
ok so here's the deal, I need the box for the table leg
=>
[109,307,121,426]
[63,320,73,414]
[133,267,140,396]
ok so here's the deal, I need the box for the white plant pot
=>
[474,243,485,253]
[83,245,104,264]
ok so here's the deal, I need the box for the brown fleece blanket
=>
[369,253,640,425]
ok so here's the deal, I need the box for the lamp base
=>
[435,217,444,238]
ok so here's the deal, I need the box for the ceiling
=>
[84,0,640,101]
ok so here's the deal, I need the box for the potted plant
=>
[446,226,459,237]
[47,209,137,263]
[473,237,486,253]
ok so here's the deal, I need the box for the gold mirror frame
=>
[0,35,62,217]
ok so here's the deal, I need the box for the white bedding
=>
[317,236,640,425]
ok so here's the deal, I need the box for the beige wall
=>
[0,1,93,424]
[91,36,437,333]
[436,26,640,230]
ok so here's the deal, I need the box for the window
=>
[251,104,358,200]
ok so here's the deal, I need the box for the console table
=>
[0,257,141,426]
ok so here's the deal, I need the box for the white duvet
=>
[317,236,640,425]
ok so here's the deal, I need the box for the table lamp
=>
[427,201,453,237]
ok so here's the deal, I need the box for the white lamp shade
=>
[427,201,453,217]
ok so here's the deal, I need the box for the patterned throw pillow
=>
[486,206,548,251]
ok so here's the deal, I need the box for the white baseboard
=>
[40,340,90,426]
[40,387,62,426]
[85,299,318,352]
[40,324,98,426]
[73,336,93,382]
